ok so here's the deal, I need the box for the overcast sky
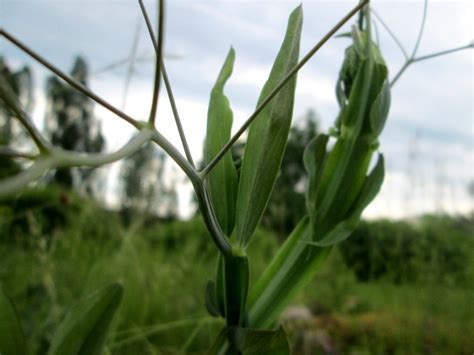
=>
[1,0,473,219]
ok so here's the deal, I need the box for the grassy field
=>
[1,188,473,354]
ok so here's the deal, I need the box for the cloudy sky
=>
[1,0,473,219]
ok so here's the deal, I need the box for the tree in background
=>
[0,57,33,178]
[120,141,178,221]
[232,109,319,238]
[44,56,105,195]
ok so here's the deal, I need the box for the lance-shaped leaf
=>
[306,154,384,247]
[303,134,329,231]
[204,48,238,236]
[235,5,303,247]
[369,67,390,137]
[0,286,27,355]
[48,283,123,355]
[205,280,221,317]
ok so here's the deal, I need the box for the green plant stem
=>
[0,129,154,198]
[147,0,164,126]
[138,0,196,167]
[200,0,369,178]
[193,183,232,256]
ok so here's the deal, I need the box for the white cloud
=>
[3,0,473,219]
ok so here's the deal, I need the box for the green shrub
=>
[339,216,474,285]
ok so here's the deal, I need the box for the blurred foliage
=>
[0,56,33,179]
[44,56,105,195]
[0,187,473,354]
[339,216,474,285]
[120,142,178,223]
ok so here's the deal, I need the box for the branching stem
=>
[139,0,196,167]
[372,1,473,88]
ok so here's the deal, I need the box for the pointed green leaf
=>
[307,154,384,247]
[48,283,123,355]
[0,286,27,355]
[303,134,329,229]
[233,326,291,355]
[205,281,221,318]
[235,5,303,247]
[369,66,390,137]
[347,153,385,218]
[205,48,238,236]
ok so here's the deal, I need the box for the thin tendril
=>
[148,0,164,126]
[138,0,196,167]
[411,0,428,58]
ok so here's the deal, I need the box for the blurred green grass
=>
[1,187,473,354]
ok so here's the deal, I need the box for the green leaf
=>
[248,217,331,328]
[0,286,27,355]
[369,66,390,137]
[204,47,239,236]
[205,280,221,318]
[232,326,291,355]
[306,154,384,247]
[48,283,123,355]
[235,5,303,247]
[303,134,329,231]
[347,153,385,218]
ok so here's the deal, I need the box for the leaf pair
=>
[205,5,303,248]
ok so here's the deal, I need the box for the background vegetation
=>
[1,184,473,354]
